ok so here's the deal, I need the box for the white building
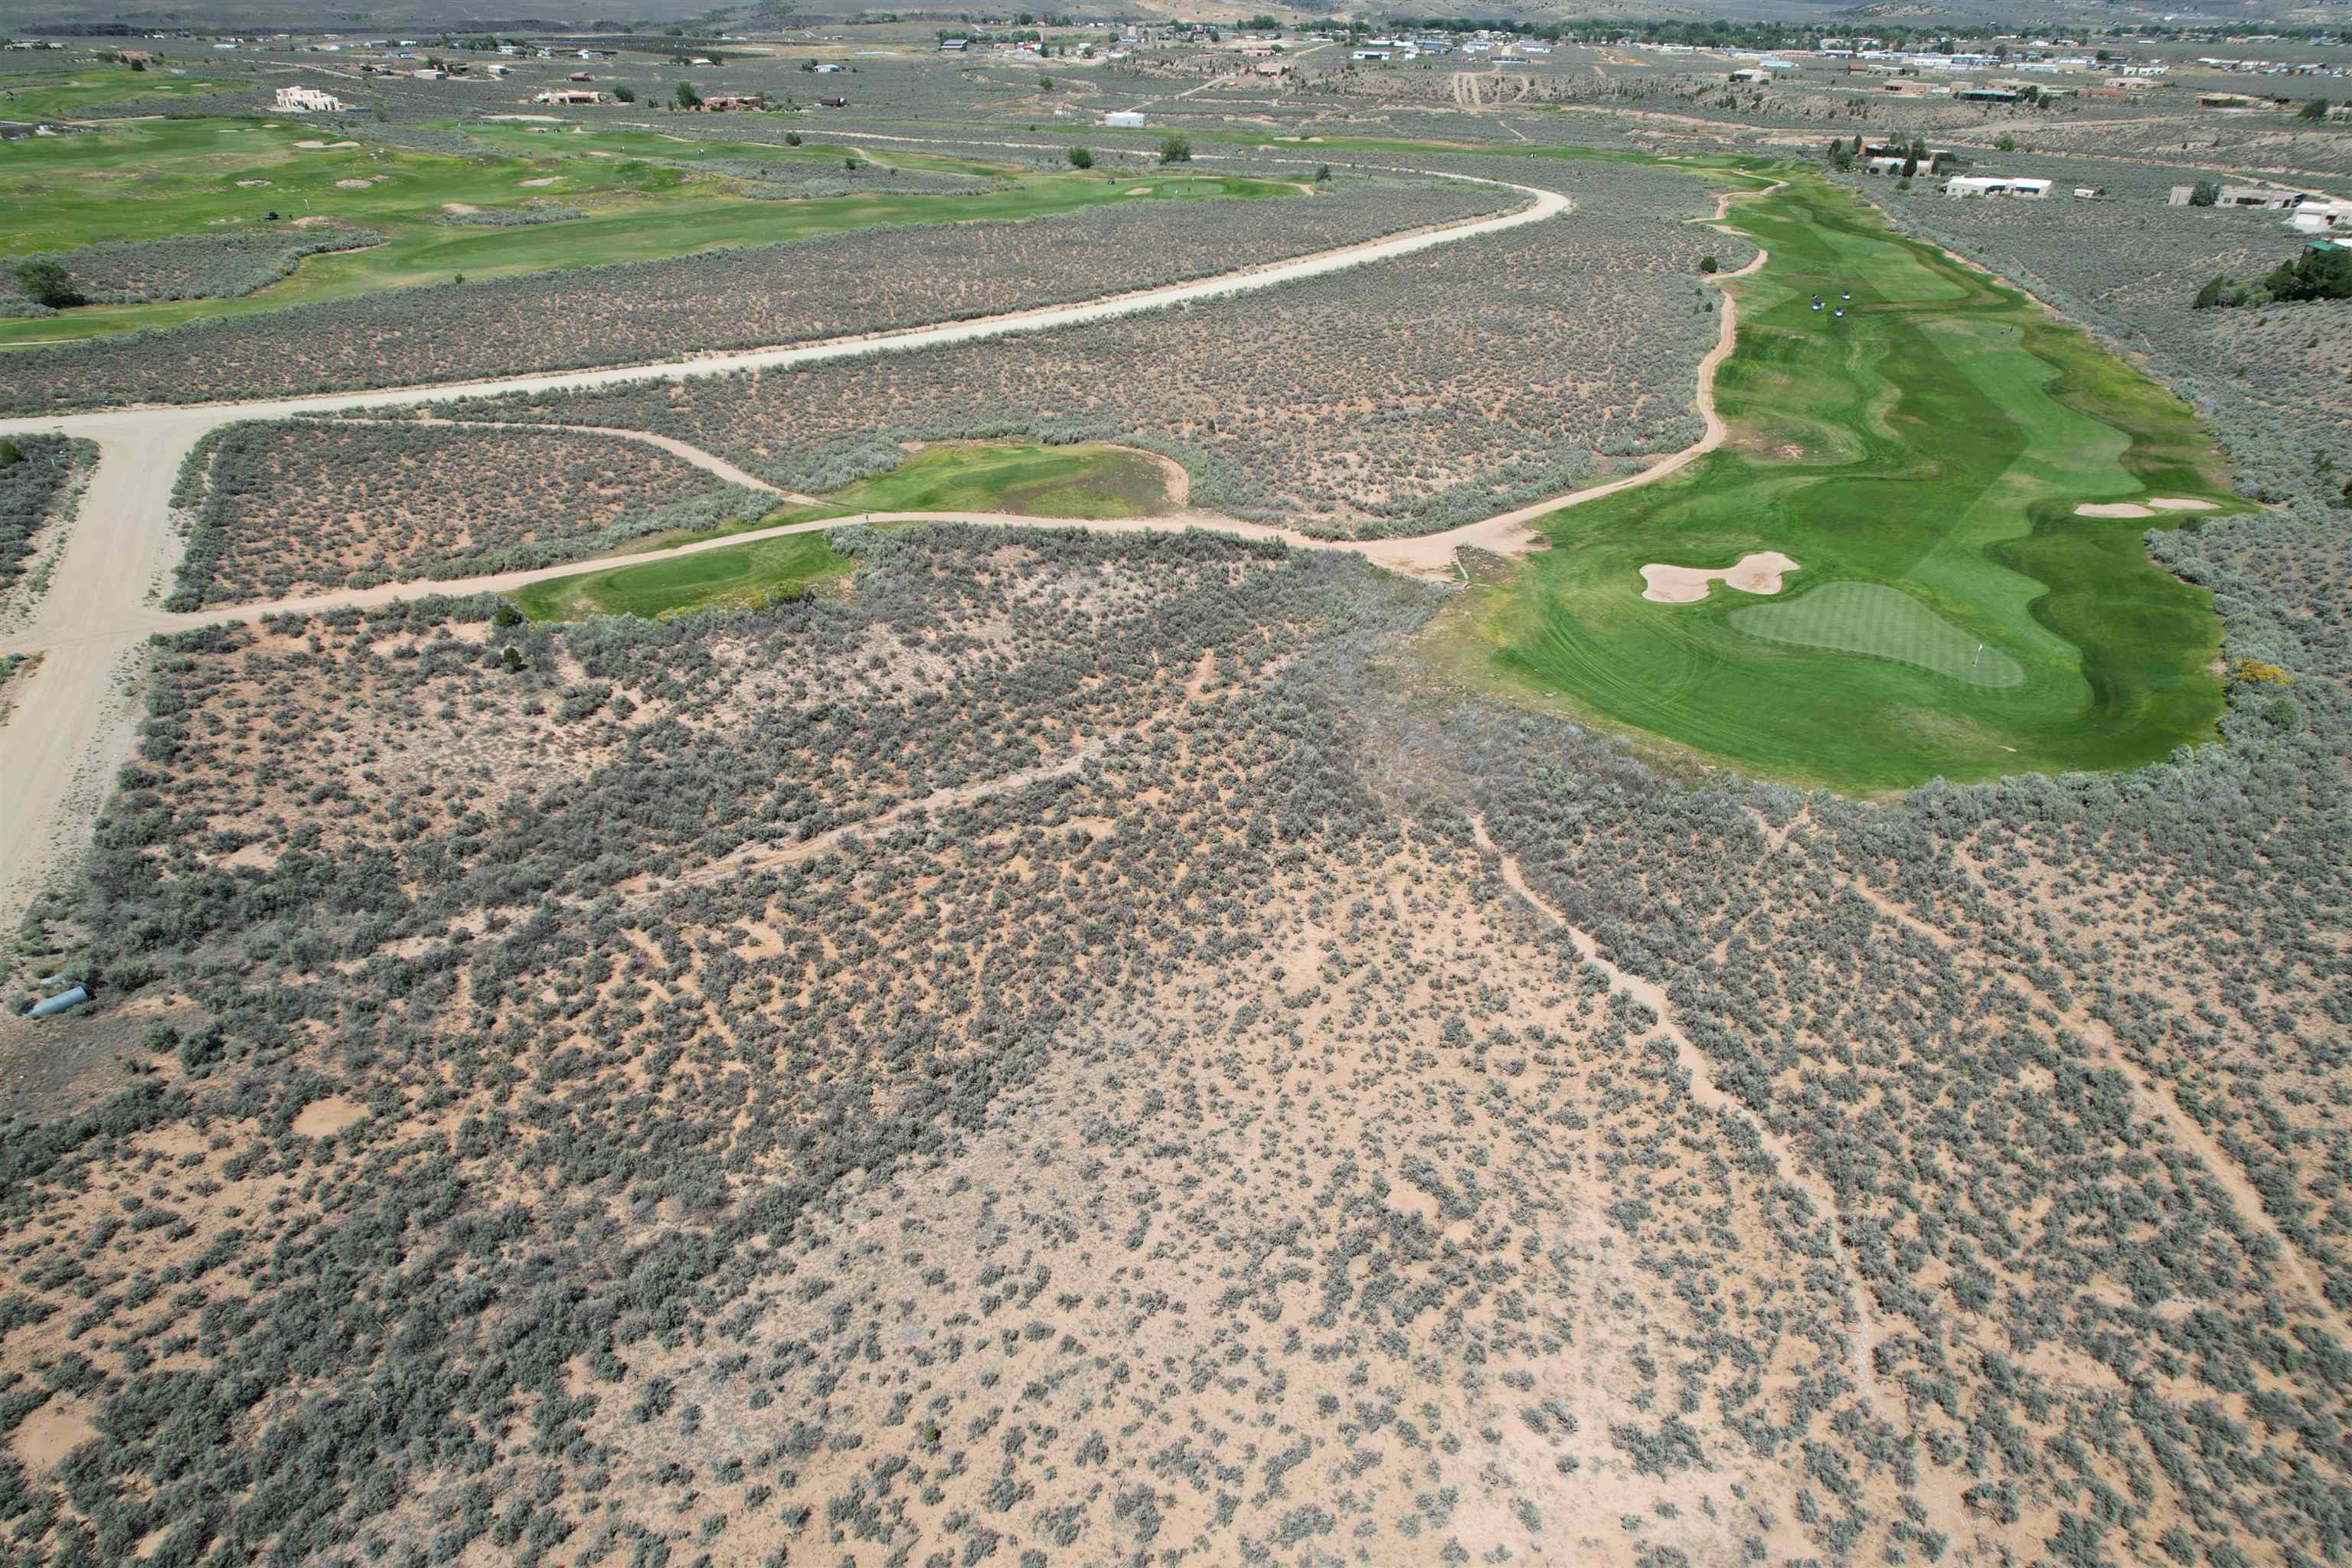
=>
[1102,109,1145,127]
[1945,175,2050,198]
[274,86,346,112]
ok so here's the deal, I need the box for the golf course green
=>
[1446,167,2236,792]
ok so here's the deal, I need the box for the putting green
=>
[1730,581,2025,688]
[1443,166,2234,792]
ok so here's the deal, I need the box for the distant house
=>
[2173,183,2315,210]
[534,88,606,105]
[568,72,593,82]
[1944,175,2050,198]
[1102,109,1145,127]
[2197,92,2288,109]
[274,86,346,112]
[698,93,765,111]
[818,95,848,108]
[937,38,968,52]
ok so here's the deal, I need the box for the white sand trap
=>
[328,139,359,148]
[333,178,374,190]
[293,138,328,148]
[1642,551,1800,605]
[518,176,563,187]
[441,202,480,214]
[2078,497,2220,518]
[234,178,270,187]
[1125,186,1153,194]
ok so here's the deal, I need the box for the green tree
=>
[1158,134,1191,164]
[2299,98,2330,122]
[1699,255,1718,273]
[675,80,702,109]
[613,85,637,103]
[2190,179,2221,206]
[1038,75,1053,90]
[493,602,524,628]
[11,260,79,309]
[1316,164,1331,181]
[2193,275,2228,310]
[1993,132,2017,151]
[1067,145,1093,168]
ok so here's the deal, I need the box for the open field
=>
[4,51,2352,1568]
[0,116,1308,345]
[1440,167,2236,790]
[0,164,1501,403]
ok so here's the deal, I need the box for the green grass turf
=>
[1441,166,2236,792]
[0,117,1298,346]
[822,442,1176,518]
[1730,581,2027,688]
[511,442,1173,621]
[0,67,239,120]
[510,530,858,622]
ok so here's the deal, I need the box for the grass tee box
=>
[1449,168,2235,792]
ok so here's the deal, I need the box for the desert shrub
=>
[0,175,1508,411]
[2,227,384,306]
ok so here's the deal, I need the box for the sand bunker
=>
[441,202,481,214]
[1642,551,1800,605]
[333,178,375,190]
[2076,496,2220,518]
[519,176,563,187]
[293,138,328,148]
[1125,186,1153,195]
[235,178,270,187]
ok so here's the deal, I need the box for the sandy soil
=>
[0,165,1569,933]
[1640,550,1800,604]
[291,1094,367,1137]
[2149,496,2220,511]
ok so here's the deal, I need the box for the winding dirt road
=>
[0,166,1778,939]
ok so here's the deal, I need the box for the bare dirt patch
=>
[292,1094,367,1138]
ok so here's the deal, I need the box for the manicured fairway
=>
[1447,168,2235,792]
[0,67,237,120]
[0,117,1300,345]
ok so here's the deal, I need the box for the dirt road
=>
[0,168,1573,929]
